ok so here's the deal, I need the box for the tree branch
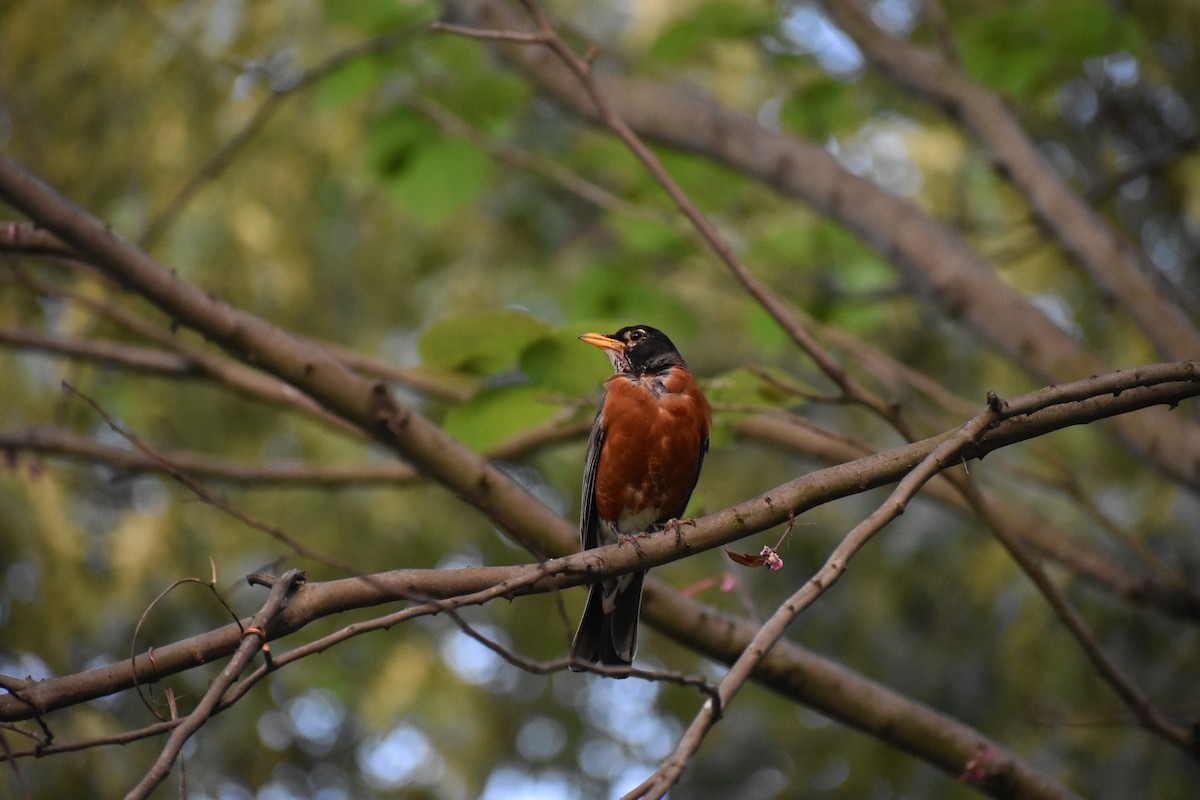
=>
[0,328,199,375]
[633,394,1014,798]
[820,0,1200,362]
[734,414,1200,621]
[636,368,1200,794]
[643,581,1081,800]
[2,361,1194,726]
[0,418,589,489]
[952,480,1197,756]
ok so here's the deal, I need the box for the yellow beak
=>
[578,332,625,351]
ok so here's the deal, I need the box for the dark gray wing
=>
[579,396,606,550]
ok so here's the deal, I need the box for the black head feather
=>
[608,325,686,374]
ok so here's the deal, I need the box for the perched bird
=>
[569,325,711,673]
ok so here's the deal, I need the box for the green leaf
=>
[655,148,749,209]
[650,0,778,63]
[705,365,805,407]
[418,309,551,375]
[520,328,613,397]
[958,0,1143,99]
[651,18,711,64]
[315,56,388,110]
[1041,0,1143,60]
[744,304,792,358]
[382,138,492,225]
[779,80,856,138]
[612,217,689,258]
[449,70,530,135]
[744,218,812,267]
[324,0,436,33]
[364,108,439,177]
[443,385,561,452]
[826,302,892,337]
[564,263,697,337]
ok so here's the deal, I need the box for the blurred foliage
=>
[1,0,1199,798]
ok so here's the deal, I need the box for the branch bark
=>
[734,414,1200,621]
[821,1,1200,362]
[643,584,1081,800]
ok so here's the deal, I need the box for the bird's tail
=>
[568,571,646,675]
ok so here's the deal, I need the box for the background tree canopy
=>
[1,1,1199,798]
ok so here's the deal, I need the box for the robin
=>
[569,325,711,673]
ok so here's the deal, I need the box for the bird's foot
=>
[618,531,648,557]
[657,517,696,545]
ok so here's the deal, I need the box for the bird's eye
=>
[628,329,645,343]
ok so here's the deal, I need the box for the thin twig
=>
[948,477,1197,754]
[508,0,907,429]
[138,27,421,248]
[129,569,242,721]
[4,266,368,438]
[62,383,366,574]
[0,727,31,800]
[428,20,549,43]
[0,416,588,489]
[403,94,678,225]
[440,606,723,703]
[626,393,1012,799]
[0,221,76,258]
[3,261,474,404]
[732,413,1200,622]
[124,569,304,800]
[0,327,198,375]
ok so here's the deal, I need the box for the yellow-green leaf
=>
[418,310,551,376]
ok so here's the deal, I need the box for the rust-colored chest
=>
[592,366,711,534]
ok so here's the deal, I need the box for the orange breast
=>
[593,367,710,533]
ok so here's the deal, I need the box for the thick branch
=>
[734,415,1200,621]
[2,362,1195,724]
[0,419,588,488]
[643,584,1080,800]
[822,1,1200,362]
[0,155,575,558]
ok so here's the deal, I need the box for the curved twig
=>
[124,569,305,799]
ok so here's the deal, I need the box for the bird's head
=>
[579,325,687,375]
